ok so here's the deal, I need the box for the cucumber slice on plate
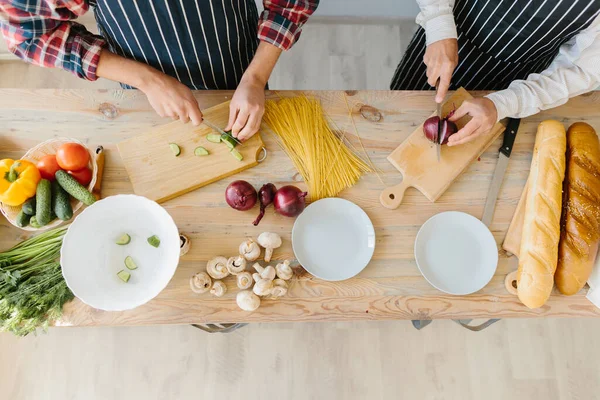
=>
[124,256,138,270]
[169,143,181,157]
[230,149,243,161]
[117,270,131,283]
[147,235,161,248]
[206,134,221,143]
[194,146,209,156]
[116,233,131,245]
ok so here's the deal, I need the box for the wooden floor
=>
[2,21,600,400]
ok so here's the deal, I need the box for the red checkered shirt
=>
[0,0,318,81]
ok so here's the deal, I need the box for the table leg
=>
[190,323,248,333]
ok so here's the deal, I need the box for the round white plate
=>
[292,198,375,281]
[414,211,498,295]
[61,195,180,311]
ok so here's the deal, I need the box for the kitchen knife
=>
[481,118,521,227]
[435,79,442,162]
[202,119,242,145]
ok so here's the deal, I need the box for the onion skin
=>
[423,116,458,145]
[273,185,307,217]
[225,180,258,211]
[253,183,277,226]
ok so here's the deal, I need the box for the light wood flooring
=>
[2,21,600,400]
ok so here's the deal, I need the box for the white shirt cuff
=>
[485,91,520,122]
[424,14,458,46]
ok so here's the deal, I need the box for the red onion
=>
[253,183,277,226]
[274,185,307,217]
[423,109,458,145]
[225,180,257,211]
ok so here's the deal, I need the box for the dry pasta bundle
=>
[263,96,372,201]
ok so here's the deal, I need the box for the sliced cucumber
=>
[194,146,209,156]
[116,233,131,245]
[223,139,235,150]
[147,235,161,248]
[206,134,221,143]
[124,256,138,270]
[117,270,131,283]
[221,133,238,149]
[169,143,181,157]
[230,149,243,161]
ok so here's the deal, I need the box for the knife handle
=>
[500,118,520,157]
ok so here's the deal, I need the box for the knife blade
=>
[202,119,242,145]
[481,118,521,226]
[435,79,442,162]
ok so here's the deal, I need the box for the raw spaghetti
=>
[263,96,372,201]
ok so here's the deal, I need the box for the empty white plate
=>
[414,211,498,295]
[292,198,375,281]
[61,195,180,311]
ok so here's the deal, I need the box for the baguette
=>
[555,122,600,295]
[517,120,566,308]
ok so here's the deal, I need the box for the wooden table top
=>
[1,89,600,326]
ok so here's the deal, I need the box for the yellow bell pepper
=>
[0,159,41,206]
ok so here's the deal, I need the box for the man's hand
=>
[225,75,265,141]
[424,39,458,103]
[447,97,498,146]
[139,72,203,125]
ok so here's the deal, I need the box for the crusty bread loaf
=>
[555,122,600,295]
[517,120,566,309]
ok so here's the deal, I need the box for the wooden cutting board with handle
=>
[502,178,529,258]
[117,101,265,203]
[380,88,505,209]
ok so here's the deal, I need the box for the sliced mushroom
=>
[206,256,229,279]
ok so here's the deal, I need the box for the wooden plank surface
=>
[1,89,600,326]
[117,101,265,203]
[380,88,505,208]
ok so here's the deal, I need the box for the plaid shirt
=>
[0,0,318,81]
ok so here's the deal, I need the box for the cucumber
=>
[194,146,209,156]
[35,179,52,226]
[15,210,29,228]
[124,256,138,270]
[206,134,221,143]
[22,197,36,216]
[117,270,131,283]
[230,149,243,161]
[29,216,41,229]
[221,133,238,148]
[116,233,131,245]
[169,143,181,157]
[52,180,73,221]
[223,139,235,150]
[55,170,96,206]
[147,235,161,248]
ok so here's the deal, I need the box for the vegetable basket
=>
[0,137,98,231]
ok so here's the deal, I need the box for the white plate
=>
[292,198,375,281]
[60,195,180,311]
[414,211,498,295]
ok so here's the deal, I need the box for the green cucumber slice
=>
[206,134,222,143]
[169,143,181,157]
[194,146,209,156]
[117,270,131,282]
[116,234,131,245]
[221,134,237,149]
[147,235,161,248]
[124,256,138,270]
[230,149,243,161]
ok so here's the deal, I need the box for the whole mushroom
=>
[237,290,261,311]
[236,271,254,290]
[257,232,282,262]
[206,256,229,279]
[270,279,288,299]
[239,239,261,261]
[253,278,274,296]
[252,262,276,281]
[275,260,293,280]
[226,255,247,275]
[190,272,212,294]
[210,280,227,297]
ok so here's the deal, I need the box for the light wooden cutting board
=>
[117,101,264,203]
[380,88,505,209]
[502,179,529,258]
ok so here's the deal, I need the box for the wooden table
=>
[1,89,600,326]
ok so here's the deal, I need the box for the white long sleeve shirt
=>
[416,0,600,121]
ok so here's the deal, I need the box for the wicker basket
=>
[1,138,98,231]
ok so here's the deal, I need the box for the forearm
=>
[240,41,282,86]
[416,0,457,45]
[96,49,160,89]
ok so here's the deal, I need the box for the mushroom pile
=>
[189,232,294,311]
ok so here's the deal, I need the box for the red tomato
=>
[36,155,62,181]
[56,143,90,171]
[68,167,93,186]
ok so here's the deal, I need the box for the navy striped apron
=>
[90,0,260,90]
[391,0,600,91]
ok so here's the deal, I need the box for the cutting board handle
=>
[380,180,411,209]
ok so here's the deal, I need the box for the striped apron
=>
[391,0,600,91]
[90,0,260,90]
